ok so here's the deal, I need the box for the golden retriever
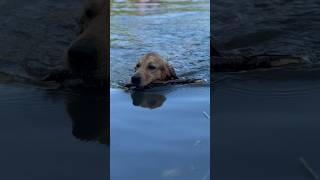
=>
[131,52,178,87]
[66,0,108,84]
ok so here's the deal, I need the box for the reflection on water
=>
[130,91,166,109]
[111,87,210,180]
[0,85,108,180]
[64,91,109,144]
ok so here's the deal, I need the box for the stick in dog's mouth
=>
[123,78,206,90]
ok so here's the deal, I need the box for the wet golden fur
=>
[132,52,178,87]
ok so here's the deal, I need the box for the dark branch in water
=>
[122,79,205,90]
[42,69,107,90]
[212,54,304,72]
[211,47,305,72]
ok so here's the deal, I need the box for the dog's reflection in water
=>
[63,89,165,145]
[65,91,109,145]
[130,91,166,109]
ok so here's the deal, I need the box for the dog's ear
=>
[166,63,178,80]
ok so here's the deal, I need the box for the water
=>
[213,0,320,61]
[111,0,210,87]
[0,0,84,79]
[0,1,108,179]
[214,78,320,180]
[213,0,320,179]
[111,86,210,180]
[0,0,210,179]
[111,0,210,180]
[4,0,318,179]
[0,84,108,180]
[212,0,320,101]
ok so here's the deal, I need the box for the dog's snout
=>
[68,40,98,72]
[131,75,141,85]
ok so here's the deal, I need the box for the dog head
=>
[131,52,178,87]
[66,0,108,84]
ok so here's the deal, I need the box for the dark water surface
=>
[0,0,85,79]
[213,0,320,179]
[0,84,108,180]
[0,1,109,179]
[214,76,320,180]
[213,0,320,61]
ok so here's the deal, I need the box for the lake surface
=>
[0,1,109,180]
[0,0,84,79]
[111,0,210,180]
[213,0,320,179]
[213,0,320,60]
[3,0,319,179]
[111,0,210,87]
[0,83,108,180]
[0,0,210,179]
[214,72,320,180]
[111,86,210,180]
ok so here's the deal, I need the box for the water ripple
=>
[111,0,210,87]
[215,67,320,97]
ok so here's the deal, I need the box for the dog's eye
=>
[136,64,140,68]
[85,9,95,19]
[148,65,156,70]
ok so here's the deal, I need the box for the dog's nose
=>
[68,40,98,72]
[131,75,141,85]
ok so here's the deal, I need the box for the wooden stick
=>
[122,78,205,90]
